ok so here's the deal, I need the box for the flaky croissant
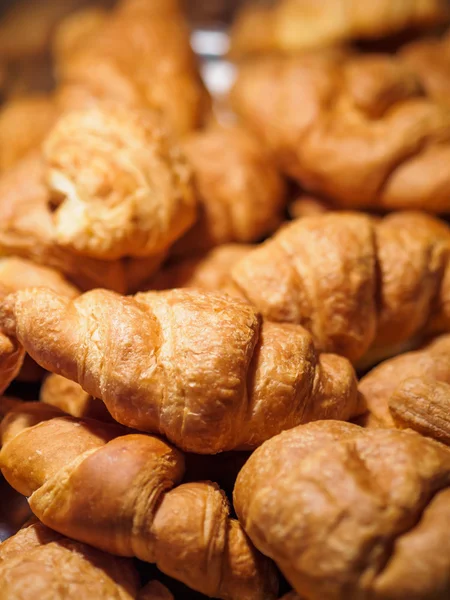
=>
[55,0,211,136]
[227,211,450,363]
[0,124,188,291]
[230,0,449,58]
[0,408,278,599]
[232,50,450,212]
[148,244,253,292]
[43,102,195,261]
[359,333,450,428]
[172,125,286,255]
[0,287,360,453]
[0,520,141,600]
[234,420,450,600]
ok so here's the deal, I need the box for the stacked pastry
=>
[0,0,450,598]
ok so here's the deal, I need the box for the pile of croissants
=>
[0,0,449,598]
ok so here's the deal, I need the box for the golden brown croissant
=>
[288,195,331,219]
[148,244,253,292]
[0,287,360,453]
[400,30,450,107]
[43,102,195,261]
[0,95,56,172]
[56,0,211,136]
[234,420,450,600]
[230,0,449,58]
[228,211,450,363]
[359,333,450,428]
[0,520,141,600]
[0,334,24,396]
[172,125,286,255]
[0,409,278,599]
[0,111,189,292]
[232,51,450,212]
[40,373,113,422]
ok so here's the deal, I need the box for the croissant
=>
[288,195,331,220]
[55,0,211,136]
[0,408,278,599]
[400,30,450,107]
[227,211,450,363]
[40,373,113,422]
[0,116,190,291]
[359,333,450,428]
[148,244,253,292]
[0,94,56,172]
[234,420,450,600]
[0,287,360,453]
[230,0,449,58]
[172,125,286,256]
[0,519,142,600]
[231,50,450,212]
[43,102,195,261]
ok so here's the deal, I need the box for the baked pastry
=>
[230,0,450,58]
[0,99,195,291]
[227,211,450,363]
[40,373,112,422]
[0,287,360,453]
[288,195,331,219]
[234,420,450,600]
[0,95,56,172]
[0,408,278,599]
[173,125,286,255]
[400,30,450,107]
[43,102,195,261]
[359,333,450,428]
[232,50,450,212]
[0,520,141,600]
[148,244,252,291]
[55,0,211,135]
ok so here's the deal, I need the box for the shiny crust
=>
[0,520,140,600]
[0,410,278,600]
[232,51,450,212]
[228,211,450,362]
[234,420,450,600]
[0,287,359,453]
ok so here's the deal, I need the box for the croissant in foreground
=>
[234,420,450,600]
[227,211,450,363]
[0,408,278,600]
[0,520,141,600]
[0,287,360,453]
[232,50,450,212]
